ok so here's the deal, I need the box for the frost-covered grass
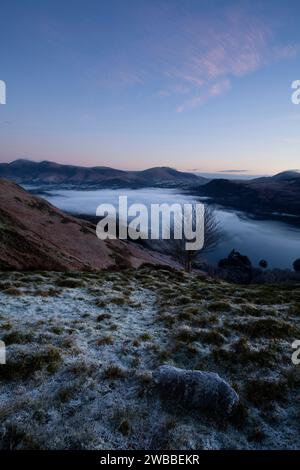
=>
[0,268,299,450]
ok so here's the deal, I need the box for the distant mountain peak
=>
[10,158,35,165]
[0,160,208,188]
[272,170,300,181]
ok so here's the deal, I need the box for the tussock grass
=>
[56,278,85,288]
[230,317,299,339]
[104,364,127,379]
[2,330,33,345]
[97,335,114,346]
[0,347,62,380]
[3,287,23,296]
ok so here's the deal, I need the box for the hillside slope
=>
[0,179,175,271]
[199,172,300,217]
[0,267,299,449]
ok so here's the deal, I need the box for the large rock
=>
[153,365,238,414]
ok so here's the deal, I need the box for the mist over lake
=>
[37,188,300,270]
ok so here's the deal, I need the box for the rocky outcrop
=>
[153,365,239,415]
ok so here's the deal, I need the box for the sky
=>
[0,0,300,175]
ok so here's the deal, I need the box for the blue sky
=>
[0,0,300,174]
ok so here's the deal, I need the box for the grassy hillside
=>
[0,266,299,449]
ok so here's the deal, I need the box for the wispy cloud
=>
[93,3,299,113]
[176,79,231,112]
[138,3,299,112]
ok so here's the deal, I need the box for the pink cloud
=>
[98,3,299,112]
[149,5,299,111]
[177,79,231,112]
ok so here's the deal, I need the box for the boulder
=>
[153,365,238,414]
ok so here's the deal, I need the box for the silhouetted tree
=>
[293,258,300,272]
[259,259,268,269]
[167,204,221,272]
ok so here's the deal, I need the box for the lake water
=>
[37,188,300,270]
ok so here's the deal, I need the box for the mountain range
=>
[198,170,300,218]
[0,159,207,188]
[1,159,299,219]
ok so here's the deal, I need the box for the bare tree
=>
[164,204,221,272]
